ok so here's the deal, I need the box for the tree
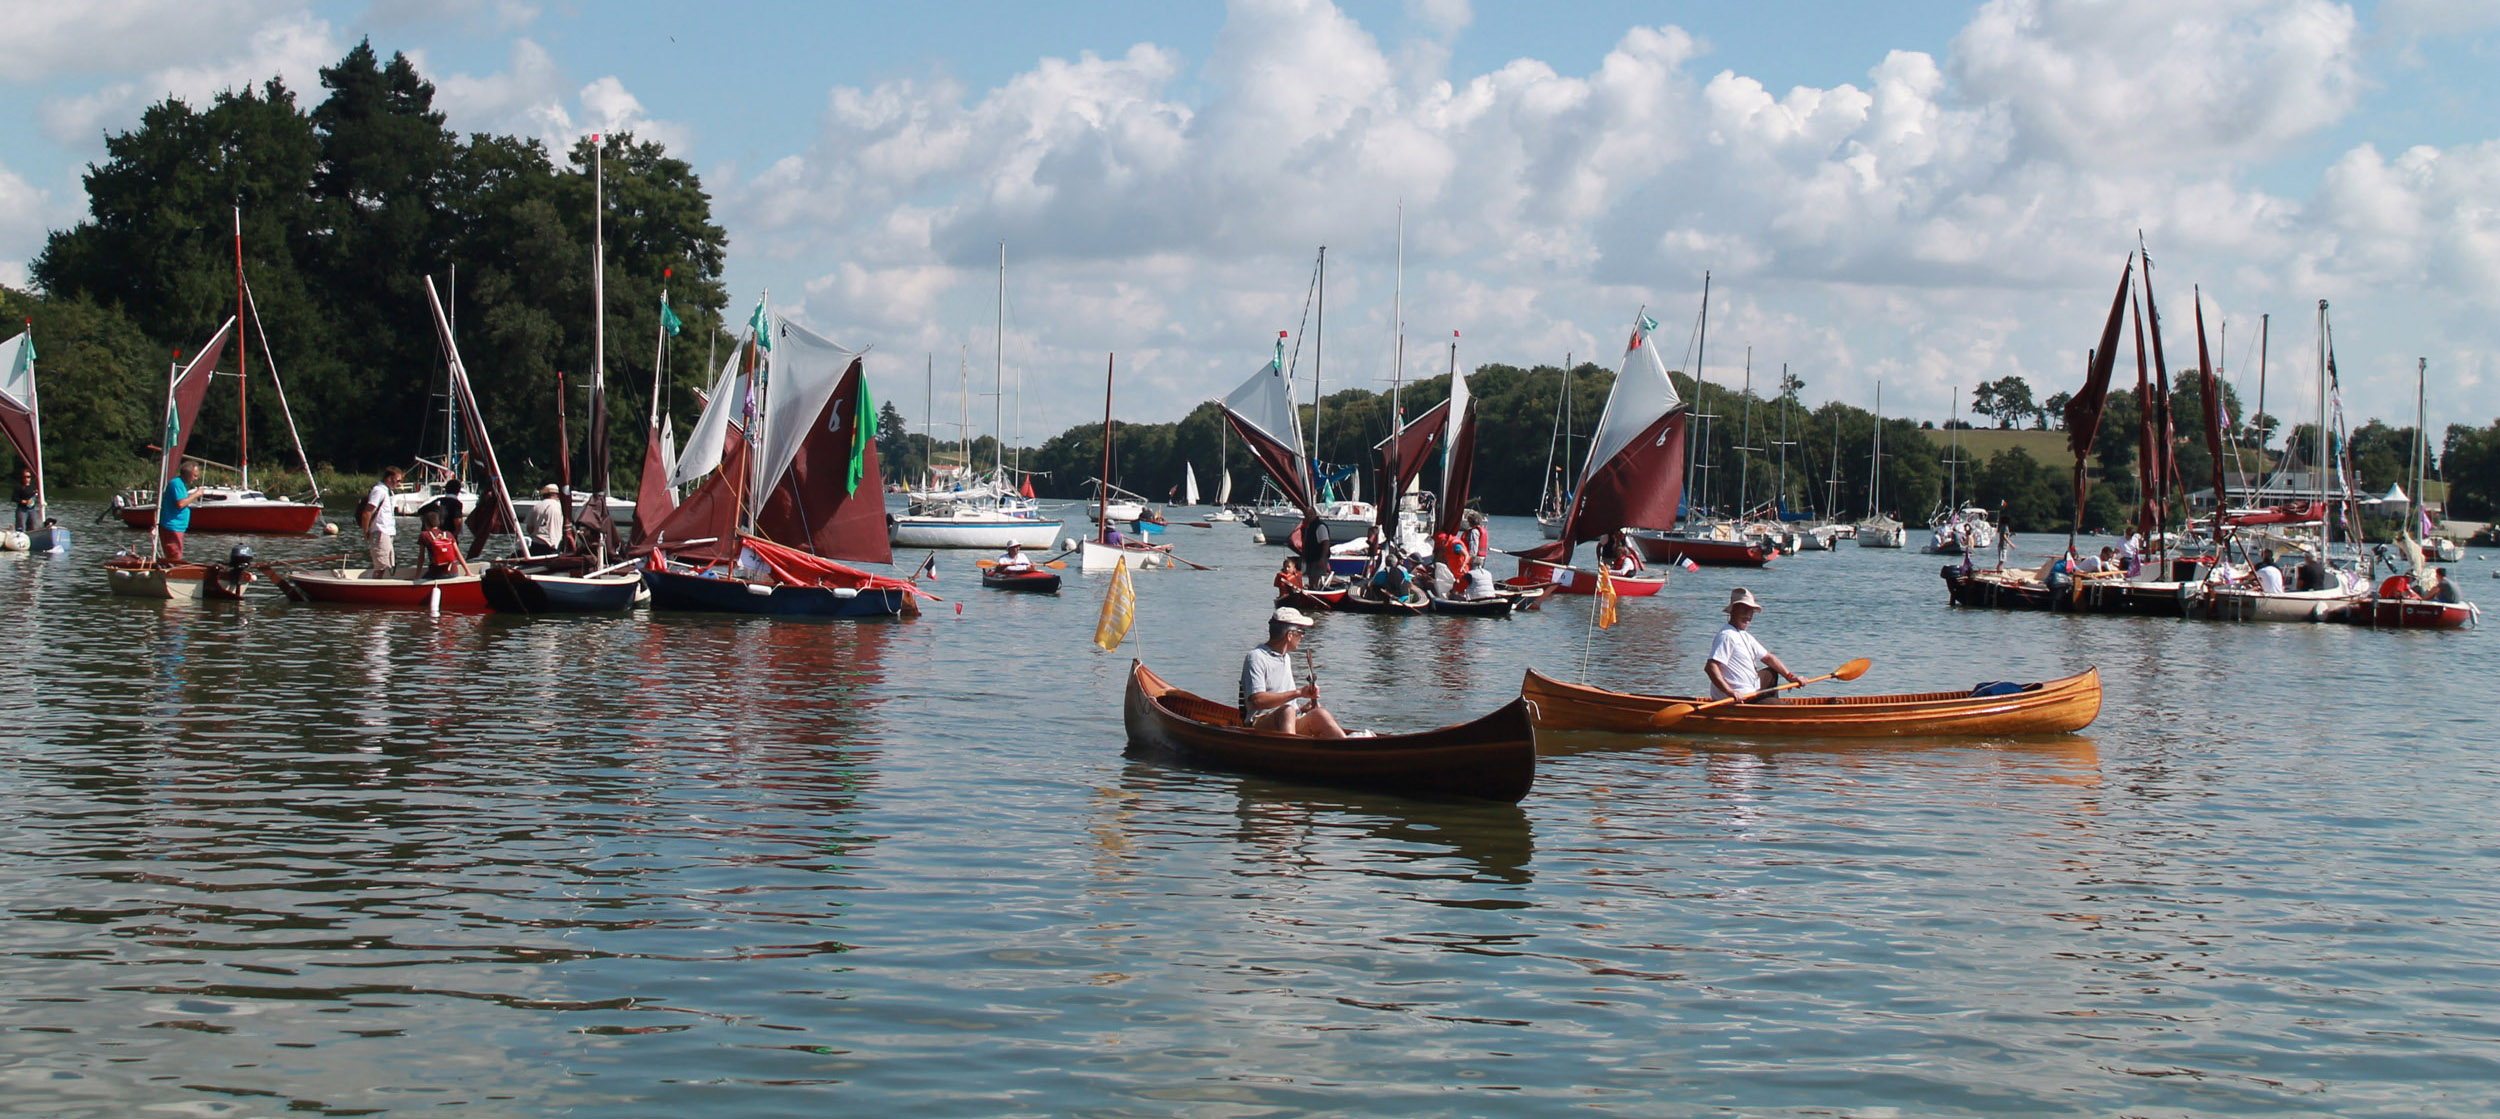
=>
[0,287,165,485]
[2042,391,2072,431]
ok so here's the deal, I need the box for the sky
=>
[2,0,2496,447]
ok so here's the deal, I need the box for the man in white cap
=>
[1240,606,1345,737]
[529,483,566,553]
[1706,587,1802,703]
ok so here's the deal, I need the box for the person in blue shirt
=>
[158,461,201,562]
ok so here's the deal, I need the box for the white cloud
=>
[36,10,342,149]
[0,0,300,84]
[432,39,690,156]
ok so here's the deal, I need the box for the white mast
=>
[2317,300,2331,559]
[994,241,1007,484]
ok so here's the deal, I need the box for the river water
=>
[3,504,2495,1117]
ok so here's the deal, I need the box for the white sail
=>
[0,332,38,509]
[1217,466,1232,505]
[1184,461,1199,506]
[1441,358,1471,503]
[1578,315,1683,489]
[752,314,863,499]
[670,347,745,487]
[1222,360,1303,458]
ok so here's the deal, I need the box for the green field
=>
[1932,428,2072,466]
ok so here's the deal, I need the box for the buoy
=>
[1061,537,1078,551]
[1251,532,1267,544]
[321,522,340,536]
[427,586,440,615]
[745,582,773,595]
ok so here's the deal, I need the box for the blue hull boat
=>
[641,565,909,618]
[480,563,643,614]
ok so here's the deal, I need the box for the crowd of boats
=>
[1,217,2478,802]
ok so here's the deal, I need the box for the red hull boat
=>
[118,492,323,534]
[276,568,491,612]
[2345,596,2477,630]
[1632,531,1770,567]
[1511,558,1668,597]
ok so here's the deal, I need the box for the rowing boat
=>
[1275,587,1346,612]
[1520,667,2101,737]
[980,567,1062,594]
[1123,661,1535,802]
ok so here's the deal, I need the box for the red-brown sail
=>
[1437,396,1478,536]
[1518,311,1686,564]
[2064,255,2134,534]
[752,357,890,565]
[628,422,677,551]
[157,319,236,492]
[639,433,747,564]
[1371,396,1449,532]
[1220,358,1317,517]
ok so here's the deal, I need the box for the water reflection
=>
[1103,759,1536,890]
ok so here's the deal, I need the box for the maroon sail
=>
[157,319,236,491]
[753,358,890,565]
[640,433,747,564]
[627,421,677,552]
[1371,397,1449,532]
[2131,291,2160,542]
[1437,397,1479,536]
[1517,311,1686,564]
[2064,255,2133,532]
[1220,359,1317,516]
[2141,250,2178,540]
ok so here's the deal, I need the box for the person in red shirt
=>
[417,508,466,579]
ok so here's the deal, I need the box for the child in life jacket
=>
[418,508,466,579]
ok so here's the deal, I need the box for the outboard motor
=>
[228,544,257,568]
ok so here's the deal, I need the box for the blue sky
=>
[3,0,2496,445]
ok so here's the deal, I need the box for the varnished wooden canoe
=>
[1124,661,1535,801]
[1521,666,2101,737]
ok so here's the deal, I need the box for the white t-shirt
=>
[2072,553,2101,574]
[1461,566,1496,600]
[995,551,1031,571]
[1240,643,1296,715]
[1708,625,1769,700]
[365,483,395,536]
[531,497,565,549]
[2255,564,2285,594]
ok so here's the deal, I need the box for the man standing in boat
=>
[12,467,35,533]
[158,461,202,562]
[1706,588,1801,703]
[1241,607,1345,738]
[358,465,402,575]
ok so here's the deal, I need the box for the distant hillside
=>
[1932,428,2072,467]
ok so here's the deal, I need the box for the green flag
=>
[659,294,683,337]
[847,379,874,495]
[163,404,180,449]
[748,299,771,350]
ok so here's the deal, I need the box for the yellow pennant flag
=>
[1594,564,1619,630]
[1094,556,1135,650]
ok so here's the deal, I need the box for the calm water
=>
[4,504,2496,1117]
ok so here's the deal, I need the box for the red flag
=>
[1019,475,1035,499]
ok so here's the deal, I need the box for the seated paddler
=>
[1240,607,1345,738]
[1706,588,1801,704]
[995,542,1033,573]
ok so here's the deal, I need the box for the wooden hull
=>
[2196,584,2366,623]
[980,568,1062,593]
[1942,567,2060,611]
[1079,539,1167,572]
[1945,566,2191,617]
[1514,559,1667,597]
[1124,662,1535,802]
[1428,593,1522,617]
[1275,588,1346,612]
[479,564,643,614]
[1632,532,1772,567]
[119,499,323,534]
[278,568,491,612]
[2343,597,2477,630]
[1522,667,2102,738]
[640,565,908,618]
[1331,589,1432,615]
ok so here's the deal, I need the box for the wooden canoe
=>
[1521,667,2101,738]
[1124,661,1535,802]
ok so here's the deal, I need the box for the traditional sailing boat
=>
[102,322,248,601]
[0,328,59,552]
[274,278,523,612]
[483,139,657,613]
[1081,354,1173,572]
[1535,353,1573,539]
[634,301,926,617]
[1512,308,1687,596]
[112,208,323,536]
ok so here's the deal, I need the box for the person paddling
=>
[1706,588,1801,704]
[1240,607,1345,738]
[995,542,1033,573]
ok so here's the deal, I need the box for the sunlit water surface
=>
[3,504,2495,1116]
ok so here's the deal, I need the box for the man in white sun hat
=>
[1240,606,1345,738]
[1705,588,1802,703]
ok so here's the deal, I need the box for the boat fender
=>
[1970,681,2024,698]
[745,582,773,596]
[1062,537,1079,551]
[833,587,859,599]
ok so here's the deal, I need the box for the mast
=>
[1686,272,1711,523]
[2317,300,2330,560]
[994,241,1007,483]
[1776,362,1789,519]
[2257,313,2270,458]
[1946,384,1962,511]
[449,263,459,483]
[1310,246,1326,504]
[1098,353,1115,541]
[1868,382,1883,520]
[922,354,934,491]
[2413,356,2428,541]
[1390,206,1403,510]
[588,134,610,557]
[1736,347,1753,518]
[232,206,248,490]
[1538,354,1565,517]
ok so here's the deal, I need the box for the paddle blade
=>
[1646,702,1698,728]
[1832,657,1873,681]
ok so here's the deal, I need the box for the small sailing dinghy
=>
[1123,661,1535,802]
[1510,307,1688,597]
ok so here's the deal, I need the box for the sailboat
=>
[889,242,1063,549]
[482,143,651,614]
[1921,384,1996,555]
[634,301,928,617]
[1205,421,1239,521]
[1631,278,1771,568]
[1183,462,1200,508]
[1081,354,1174,572]
[1247,250,1378,544]
[112,208,324,536]
[0,328,61,552]
[1856,382,1906,547]
[274,278,522,612]
[1535,355,1573,539]
[1511,308,1687,596]
[103,323,250,600]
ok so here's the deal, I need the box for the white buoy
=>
[1062,537,1079,552]
[321,521,340,536]
[427,586,440,615]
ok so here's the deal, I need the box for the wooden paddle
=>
[977,558,1067,569]
[1163,551,1215,571]
[1646,657,1872,727]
